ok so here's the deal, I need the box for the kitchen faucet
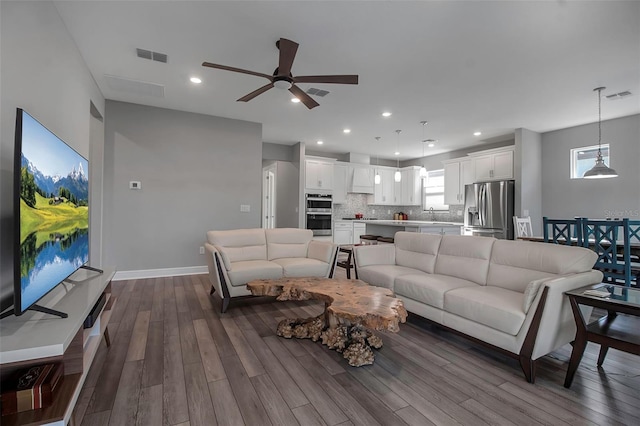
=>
[429,207,436,221]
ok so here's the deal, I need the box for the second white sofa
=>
[205,228,337,312]
[353,232,602,382]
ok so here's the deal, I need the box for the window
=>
[423,169,448,211]
[571,144,610,179]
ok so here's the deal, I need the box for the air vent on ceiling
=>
[306,88,330,97]
[605,90,632,100]
[136,48,168,63]
[104,74,165,98]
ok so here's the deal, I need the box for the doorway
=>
[262,164,276,229]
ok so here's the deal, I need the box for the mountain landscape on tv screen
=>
[19,153,89,309]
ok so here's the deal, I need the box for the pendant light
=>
[374,137,381,184]
[419,121,428,178]
[583,87,618,179]
[394,130,402,182]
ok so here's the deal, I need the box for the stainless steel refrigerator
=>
[463,180,515,239]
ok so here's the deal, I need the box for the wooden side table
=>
[563,283,640,388]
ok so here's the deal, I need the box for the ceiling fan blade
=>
[202,62,273,81]
[294,75,359,85]
[289,85,319,109]
[277,38,299,76]
[237,83,275,102]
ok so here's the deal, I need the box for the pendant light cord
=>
[597,87,602,156]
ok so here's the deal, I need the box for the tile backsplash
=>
[333,193,463,222]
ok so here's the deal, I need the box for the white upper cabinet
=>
[443,158,475,204]
[332,163,348,204]
[371,167,394,205]
[305,157,334,191]
[349,165,374,194]
[471,147,514,181]
[401,167,422,206]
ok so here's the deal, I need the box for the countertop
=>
[353,220,463,226]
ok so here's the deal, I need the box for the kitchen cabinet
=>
[371,167,395,205]
[471,147,514,181]
[443,158,474,204]
[305,157,334,192]
[401,167,422,206]
[393,173,402,205]
[333,221,353,245]
[353,222,366,243]
[333,163,348,204]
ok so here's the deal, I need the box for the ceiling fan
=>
[202,38,358,109]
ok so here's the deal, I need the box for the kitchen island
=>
[356,220,463,238]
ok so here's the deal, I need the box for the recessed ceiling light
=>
[317,140,323,145]
[394,151,400,156]
[343,129,351,134]
[382,112,392,117]
[473,131,482,136]
[190,77,202,84]
[426,139,436,148]
[291,97,300,103]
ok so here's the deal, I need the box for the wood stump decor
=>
[247,277,407,366]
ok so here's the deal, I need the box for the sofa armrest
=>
[529,269,603,360]
[204,242,231,295]
[308,240,337,264]
[353,244,396,268]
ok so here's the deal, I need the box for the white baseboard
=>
[113,265,208,281]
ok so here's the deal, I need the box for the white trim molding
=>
[113,266,208,281]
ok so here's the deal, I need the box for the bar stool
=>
[336,245,355,279]
[359,235,379,245]
[377,236,395,244]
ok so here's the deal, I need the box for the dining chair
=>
[625,220,640,286]
[582,218,632,287]
[513,216,533,239]
[543,217,583,245]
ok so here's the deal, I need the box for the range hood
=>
[348,164,374,194]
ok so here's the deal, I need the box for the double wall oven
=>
[305,193,332,236]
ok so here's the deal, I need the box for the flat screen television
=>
[2,108,93,319]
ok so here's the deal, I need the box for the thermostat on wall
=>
[129,181,142,190]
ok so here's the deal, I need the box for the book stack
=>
[1,363,64,415]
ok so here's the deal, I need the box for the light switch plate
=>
[129,181,141,190]
[240,204,250,212]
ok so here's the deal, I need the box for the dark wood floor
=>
[73,271,640,426]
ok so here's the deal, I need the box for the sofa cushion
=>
[227,260,283,286]
[395,274,477,309]
[357,265,420,290]
[266,228,313,260]
[207,229,267,270]
[487,240,598,292]
[272,258,329,277]
[444,286,526,335]
[394,232,442,274]
[434,235,495,285]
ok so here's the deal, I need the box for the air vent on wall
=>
[605,90,632,100]
[104,74,165,98]
[306,88,330,97]
[136,48,168,63]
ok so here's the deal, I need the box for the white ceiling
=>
[53,1,640,161]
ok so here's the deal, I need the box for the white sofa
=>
[353,232,602,382]
[205,228,337,312]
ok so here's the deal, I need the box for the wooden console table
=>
[0,267,116,425]
[563,283,640,388]
[247,277,407,366]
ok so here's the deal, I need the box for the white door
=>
[262,165,276,229]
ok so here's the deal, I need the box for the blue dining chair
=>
[543,217,583,245]
[582,219,632,287]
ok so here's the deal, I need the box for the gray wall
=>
[0,1,105,310]
[515,128,543,235]
[274,161,300,228]
[541,114,640,219]
[103,101,262,271]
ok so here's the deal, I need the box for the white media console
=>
[0,267,116,425]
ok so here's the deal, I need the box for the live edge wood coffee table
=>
[247,277,407,367]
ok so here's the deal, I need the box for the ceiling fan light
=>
[394,170,402,182]
[291,97,300,103]
[274,79,293,90]
[374,172,381,185]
